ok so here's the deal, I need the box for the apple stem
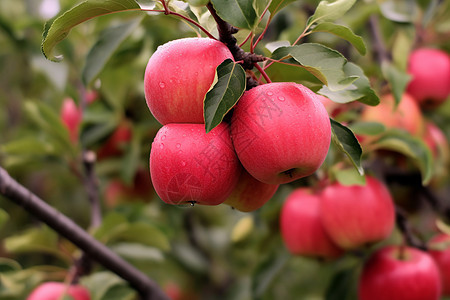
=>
[206,3,266,71]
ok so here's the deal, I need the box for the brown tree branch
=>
[0,166,169,300]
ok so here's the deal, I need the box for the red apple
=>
[358,246,442,300]
[280,188,344,258]
[144,38,234,124]
[424,121,449,161]
[97,120,132,160]
[230,82,331,184]
[360,93,425,137]
[27,282,90,300]
[407,48,450,107]
[60,97,82,143]
[429,234,450,296]
[223,168,279,212]
[150,122,241,205]
[320,176,395,249]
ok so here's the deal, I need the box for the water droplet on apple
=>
[161,135,166,141]
[159,82,166,88]
[181,161,186,167]
[266,91,273,96]
[176,143,181,148]
[278,96,285,101]
[159,143,164,149]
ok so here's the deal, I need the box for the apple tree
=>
[0,0,450,299]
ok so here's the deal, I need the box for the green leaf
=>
[0,137,59,156]
[93,213,170,250]
[0,258,21,273]
[211,0,257,29]
[330,119,364,175]
[268,0,297,18]
[110,243,164,262]
[81,272,125,300]
[82,17,142,85]
[381,61,411,106]
[334,167,366,186]
[100,284,136,300]
[319,62,380,106]
[204,59,246,133]
[310,22,366,55]
[272,43,358,91]
[3,227,66,260]
[42,0,141,61]
[348,121,386,136]
[308,0,357,25]
[380,0,418,23]
[372,130,434,185]
[0,208,9,230]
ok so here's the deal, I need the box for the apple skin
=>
[280,188,344,259]
[361,93,425,137]
[27,282,90,300]
[60,97,82,143]
[406,48,450,107]
[424,121,449,162]
[358,246,442,300]
[223,168,279,212]
[320,176,395,249]
[150,123,241,205]
[429,234,450,296]
[230,82,331,184]
[144,38,234,124]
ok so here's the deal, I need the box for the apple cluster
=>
[144,37,331,211]
[280,176,450,299]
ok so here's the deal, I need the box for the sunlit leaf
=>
[319,62,380,106]
[381,61,411,106]
[308,0,357,25]
[272,43,358,91]
[211,0,257,29]
[310,22,366,55]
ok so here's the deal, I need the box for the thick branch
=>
[206,3,265,70]
[0,166,169,300]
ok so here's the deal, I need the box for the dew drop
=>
[181,161,186,167]
[278,96,285,102]
[176,143,181,148]
[159,82,166,88]
[159,143,164,149]
[161,135,166,141]
[266,91,273,96]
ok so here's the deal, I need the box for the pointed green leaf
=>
[349,121,386,136]
[268,0,297,17]
[253,0,271,17]
[319,62,380,105]
[372,130,434,185]
[0,137,59,156]
[82,17,142,85]
[308,0,357,25]
[42,0,141,61]
[381,61,411,106]
[204,59,246,133]
[210,0,257,29]
[380,0,418,23]
[0,208,9,230]
[331,119,364,175]
[310,22,366,55]
[272,43,358,91]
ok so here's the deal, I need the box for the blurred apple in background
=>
[428,233,450,296]
[358,245,441,300]
[280,188,344,259]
